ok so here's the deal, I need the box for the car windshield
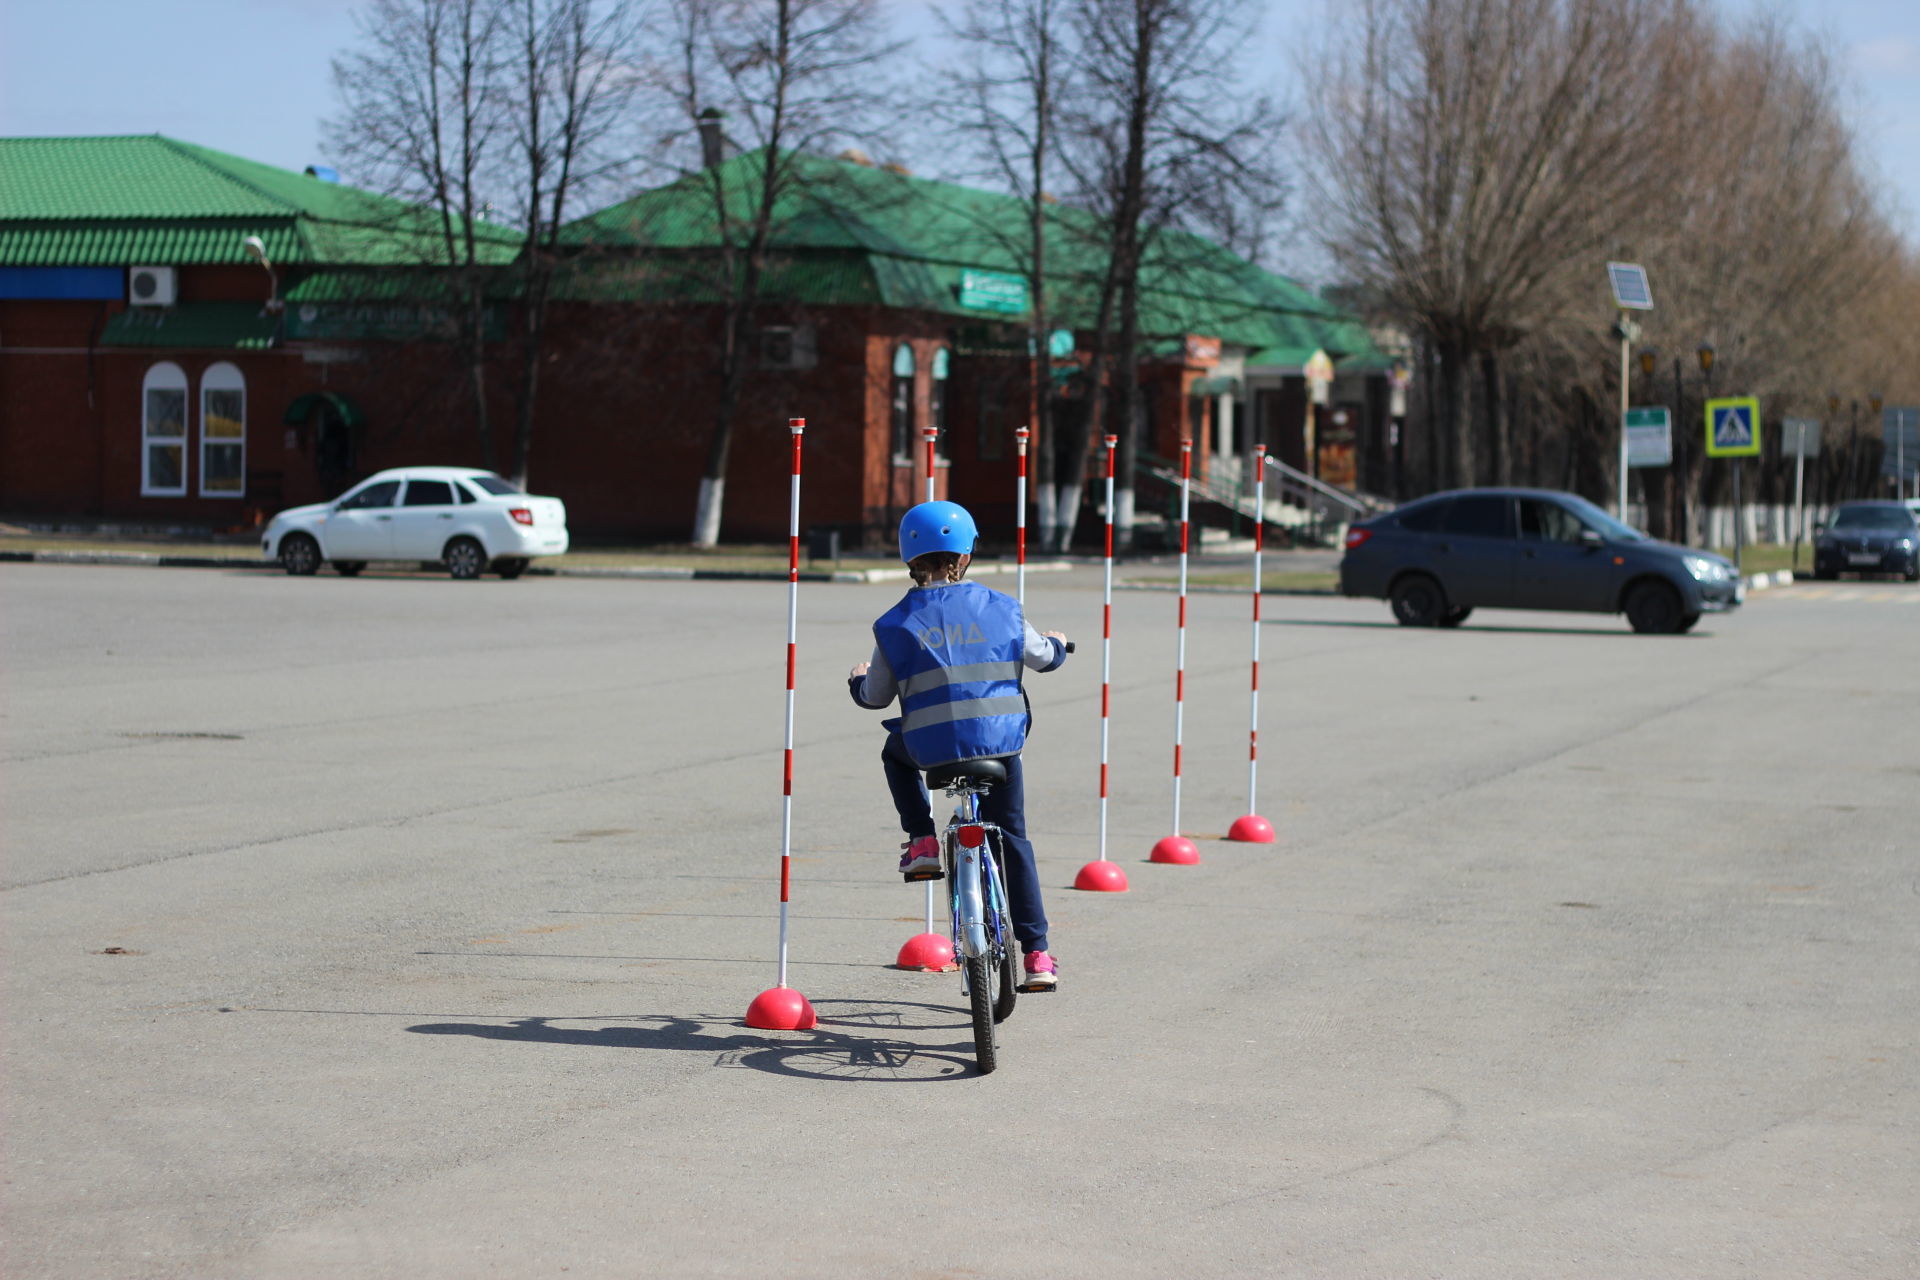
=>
[1558,494,1648,541]
[468,475,520,496]
[1830,507,1913,531]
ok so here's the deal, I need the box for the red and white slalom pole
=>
[924,424,939,504]
[747,419,820,1028]
[1076,434,1127,891]
[899,423,958,971]
[1229,443,1276,843]
[1152,438,1200,865]
[1015,425,1030,606]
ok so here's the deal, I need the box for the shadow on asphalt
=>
[402,1000,983,1081]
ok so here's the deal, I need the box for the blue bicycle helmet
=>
[898,502,978,563]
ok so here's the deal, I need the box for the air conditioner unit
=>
[128,266,177,307]
[759,324,817,370]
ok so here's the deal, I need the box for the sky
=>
[4,0,1917,256]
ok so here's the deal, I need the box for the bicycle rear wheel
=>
[966,954,998,1074]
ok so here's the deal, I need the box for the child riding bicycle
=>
[848,502,1069,992]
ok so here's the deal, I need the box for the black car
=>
[1340,488,1742,634]
[1810,502,1920,581]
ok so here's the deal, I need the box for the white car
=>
[262,467,569,579]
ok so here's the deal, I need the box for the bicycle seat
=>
[926,757,1009,791]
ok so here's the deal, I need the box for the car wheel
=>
[332,561,366,577]
[1389,574,1447,627]
[494,557,530,580]
[444,537,487,580]
[1676,612,1701,633]
[1905,557,1919,583]
[1437,606,1473,629]
[1625,580,1685,634]
[279,533,321,576]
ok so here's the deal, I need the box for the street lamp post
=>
[1673,356,1689,544]
[242,235,283,316]
[1828,394,1843,504]
[1638,347,1659,536]
[1699,345,1736,570]
[1388,358,1411,501]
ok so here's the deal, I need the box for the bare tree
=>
[1058,0,1284,548]
[935,0,1072,549]
[500,0,648,486]
[331,0,646,487]
[662,0,899,546]
[330,0,509,469]
[1305,0,1696,491]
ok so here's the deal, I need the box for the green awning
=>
[1188,375,1242,396]
[282,391,364,428]
[101,302,278,349]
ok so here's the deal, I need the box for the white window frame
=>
[141,361,189,497]
[198,362,246,498]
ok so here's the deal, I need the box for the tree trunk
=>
[465,278,493,472]
[1436,339,1472,490]
[1483,351,1509,486]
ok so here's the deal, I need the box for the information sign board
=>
[1782,417,1821,459]
[1624,406,1671,467]
[958,269,1027,314]
[1704,396,1761,458]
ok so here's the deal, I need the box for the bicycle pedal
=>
[901,868,945,883]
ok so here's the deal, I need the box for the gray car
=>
[1339,488,1742,634]
[1809,501,1920,581]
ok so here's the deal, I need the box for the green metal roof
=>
[566,149,1380,361]
[100,302,279,349]
[0,135,518,267]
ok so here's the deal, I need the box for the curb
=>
[1743,570,1796,591]
[0,549,1078,585]
[0,549,271,570]
[1116,581,1337,597]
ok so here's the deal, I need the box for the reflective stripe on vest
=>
[872,581,1028,769]
[901,694,1029,732]
[897,660,1025,700]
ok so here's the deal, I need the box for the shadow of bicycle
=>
[404,999,982,1082]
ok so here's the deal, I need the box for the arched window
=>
[200,362,246,497]
[889,343,916,461]
[141,362,188,496]
[930,347,951,460]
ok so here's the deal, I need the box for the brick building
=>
[0,135,520,527]
[1,135,1389,543]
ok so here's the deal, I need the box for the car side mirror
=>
[1579,529,1603,548]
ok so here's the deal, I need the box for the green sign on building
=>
[958,269,1027,314]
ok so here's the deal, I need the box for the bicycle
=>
[924,757,1020,1074]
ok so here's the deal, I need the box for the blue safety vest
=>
[873,581,1029,769]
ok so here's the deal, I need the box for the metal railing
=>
[1261,454,1378,518]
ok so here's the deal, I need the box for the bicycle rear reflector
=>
[957,824,987,848]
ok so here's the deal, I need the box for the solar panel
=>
[1607,262,1653,310]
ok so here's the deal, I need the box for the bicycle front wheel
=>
[992,943,1017,1024]
[966,954,998,1074]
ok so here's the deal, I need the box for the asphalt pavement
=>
[3,563,1914,1278]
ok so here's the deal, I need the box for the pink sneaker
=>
[898,836,942,882]
[1017,950,1057,992]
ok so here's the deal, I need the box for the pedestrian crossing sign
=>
[1704,396,1761,458]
